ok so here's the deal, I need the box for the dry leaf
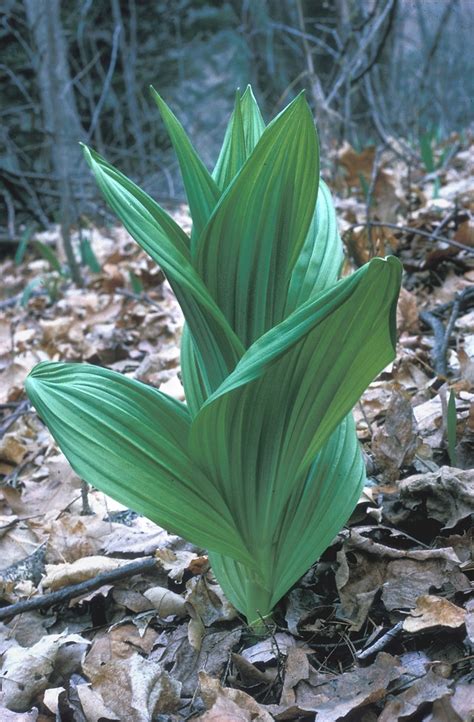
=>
[372,389,419,481]
[1,632,88,712]
[143,585,187,618]
[198,672,273,722]
[403,595,466,632]
[378,669,452,721]
[42,555,135,590]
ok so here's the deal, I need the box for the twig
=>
[420,287,473,376]
[356,621,403,660]
[115,288,162,310]
[345,220,474,256]
[0,400,31,438]
[0,557,157,621]
[419,311,447,376]
[366,146,384,256]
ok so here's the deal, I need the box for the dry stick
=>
[345,220,474,256]
[356,621,403,660]
[0,557,157,621]
[0,399,31,438]
[365,146,384,257]
[421,286,474,377]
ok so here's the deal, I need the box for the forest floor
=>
[0,138,473,721]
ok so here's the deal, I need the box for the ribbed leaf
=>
[189,257,401,559]
[240,85,266,154]
[212,86,266,191]
[25,362,252,565]
[83,146,244,394]
[150,87,221,244]
[286,178,343,311]
[196,92,320,346]
[210,415,364,622]
[212,92,246,191]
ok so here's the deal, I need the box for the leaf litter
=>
[0,140,473,720]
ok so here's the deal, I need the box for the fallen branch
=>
[0,399,31,438]
[344,221,474,256]
[420,286,474,376]
[356,621,403,660]
[0,556,157,621]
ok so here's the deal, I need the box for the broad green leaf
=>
[240,85,266,154]
[212,86,266,191]
[189,257,401,553]
[180,324,208,416]
[82,145,244,393]
[196,92,320,346]
[212,92,246,191]
[210,415,364,622]
[150,87,221,243]
[286,178,343,312]
[25,362,252,565]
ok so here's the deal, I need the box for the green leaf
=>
[35,241,63,275]
[82,145,244,394]
[25,362,252,565]
[212,86,266,191]
[129,269,143,295]
[210,415,364,623]
[240,85,266,154]
[196,92,320,346]
[285,178,343,312]
[189,257,401,582]
[80,237,101,273]
[15,224,35,266]
[150,87,221,244]
[212,92,247,191]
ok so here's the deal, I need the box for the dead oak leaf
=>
[198,672,273,722]
[378,669,452,721]
[403,594,466,633]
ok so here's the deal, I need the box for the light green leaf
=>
[286,178,343,311]
[25,362,252,565]
[212,92,246,191]
[212,86,266,192]
[150,87,221,244]
[189,256,401,554]
[240,85,266,154]
[82,145,244,394]
[210,415,364,623]
[197,92,320,346]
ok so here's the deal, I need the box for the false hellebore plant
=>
[26,87,401,627]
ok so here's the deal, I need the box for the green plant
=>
[25,87,401,627]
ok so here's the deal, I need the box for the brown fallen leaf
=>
[1,632,88,712]
[397,287,420,335]
[268,652,404,720]
[42,555,137,591]
[372,389,419,481]
[378,669,452,721]
[336,530,470,628]
[144,585,187,618]
[427,682,474,722]
[403,595,466,633]
[198,672,273,722]
[390,467,474,530]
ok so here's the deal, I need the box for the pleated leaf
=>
[196,92,320,346]
[82,146,244,395]
[150,87,221,244]
[189,257,401,567]
[25,362,252,565]
[210,415,364,622]
[212,86,266,191]
[286,178,343,312]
